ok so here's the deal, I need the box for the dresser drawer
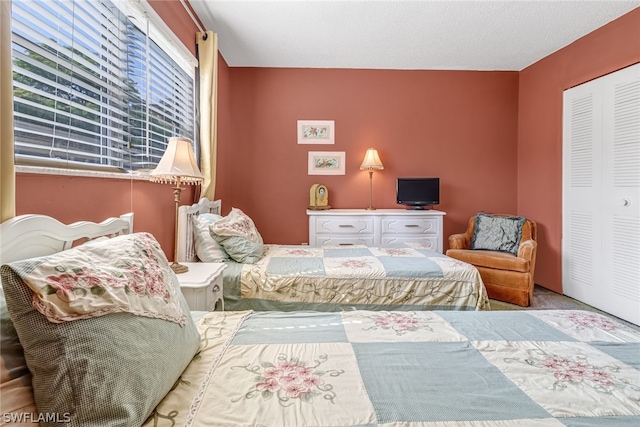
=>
[381,217,439,235]
[381,235,438,250]
[308,209,445,253]
[315,236,375,246]
[314,216,375,235]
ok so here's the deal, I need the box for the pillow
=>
[192,213,230,262]
[0,286,38,426]
[1,233,201,427]
[10,232,186,326]
[209,208,264,263]
[470,212,526,255]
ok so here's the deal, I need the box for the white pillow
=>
[192,214,230,262]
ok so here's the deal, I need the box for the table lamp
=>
[360,148,384,210]
[150,137,204,273]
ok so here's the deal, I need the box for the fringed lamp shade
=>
[150,137,204,184]
[360,148,384,171]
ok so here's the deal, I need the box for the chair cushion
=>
[469,212,526,255]
[470,213,526,255]
[446,249,530,272]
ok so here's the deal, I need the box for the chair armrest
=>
[449,233,470,250]
[517,239,537,260]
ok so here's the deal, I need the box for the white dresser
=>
[307,209,446,253]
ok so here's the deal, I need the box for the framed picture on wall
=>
[308,151,345,175]
[297,120,335,144]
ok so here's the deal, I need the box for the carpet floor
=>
[489,285,639,330]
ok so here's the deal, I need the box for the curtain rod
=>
[180,0,206,34]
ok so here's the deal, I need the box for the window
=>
[11,0,195,172]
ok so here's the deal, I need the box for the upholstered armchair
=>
[446,214,537,307]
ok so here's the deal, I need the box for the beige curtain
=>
[196,31,218,201]
[0,0,15,222]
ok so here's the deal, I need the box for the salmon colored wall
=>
[14,0,201,261]
[213,55,233,214]
[517,9,640,293]
[148,0,201,56]
[15,174,195,256]
[225,69,520,245]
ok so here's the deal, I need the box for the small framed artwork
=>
[308,151,345,175]
[297,120,335,144]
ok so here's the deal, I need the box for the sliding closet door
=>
[601,64,640,323]
[562,77,604,309]
[563,63,640,325]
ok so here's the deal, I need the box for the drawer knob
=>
[338,224,354,228]
[404,224,419,228]
[339,243,354,246]
[212,285,220,292]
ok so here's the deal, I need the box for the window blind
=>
[11,0,195,172]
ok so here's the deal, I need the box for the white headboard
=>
[0,213,134,265]
[177,198,222,262]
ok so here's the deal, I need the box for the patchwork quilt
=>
[223,244,490,311]
[146,309,640,427]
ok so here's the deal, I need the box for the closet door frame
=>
[562,63,640,326]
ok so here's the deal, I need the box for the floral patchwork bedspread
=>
[223,244,490,311]
[145,309,640,427]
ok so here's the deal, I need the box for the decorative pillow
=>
[0,233,201,427]
[7,232,186,326]
[192,213,230,262]
[470,212,526,255]
[209,208,264,263]
[0,286,38,426]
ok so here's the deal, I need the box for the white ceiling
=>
[189,0,639,71]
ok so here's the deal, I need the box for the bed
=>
[1,213,639,426]
[178,198,490,311]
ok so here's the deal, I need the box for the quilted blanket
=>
[223,244,490,311]
[146,309,640,427]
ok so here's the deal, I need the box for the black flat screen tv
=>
[396,178,440,209]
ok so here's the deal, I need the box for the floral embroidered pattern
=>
[285,248,315,256]
[379,248,412,256]
[15,232,185,325]
[210,208,262,242]
[505,349,639,394]
[364,312,433,335]
[339,259,371,269]
[231,353,344,406]
[42,233,170,303]
[564,312,617,331]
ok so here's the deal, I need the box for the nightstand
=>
[176,262,227,311]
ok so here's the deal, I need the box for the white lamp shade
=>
[150,137,204,184]
[360,148,384,170]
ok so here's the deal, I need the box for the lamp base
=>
[366,206,376,210]
[170,262,189,274]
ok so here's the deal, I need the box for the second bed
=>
[178,198,490,311]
